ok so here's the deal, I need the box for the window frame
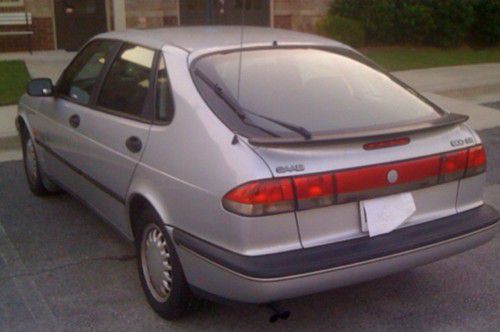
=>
[92,42,160,123]
[151,52,176,125]
[55,38,176,126]
[55,38,122,108]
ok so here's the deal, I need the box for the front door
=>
[54,0,108,51]
[36,40,155,235]
[180,0,270,26]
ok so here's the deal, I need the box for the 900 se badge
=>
[276,164,305,174]
[451,137,474,147]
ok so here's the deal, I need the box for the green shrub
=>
[423,0,475,47]
[328,0,491,48]
[395,1,435,44]
[471,0,500,46]
[317,15,366,47]
[330,0,396,44]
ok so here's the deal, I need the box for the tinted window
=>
[155,56,174,122]
[58,40,116,104]
[194,48,441,135]
[97,44,155,117]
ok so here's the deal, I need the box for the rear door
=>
[66,43,157,229]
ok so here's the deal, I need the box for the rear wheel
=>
[136,209,193,320]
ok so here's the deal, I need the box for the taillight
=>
[335,155,441,203]
[439,149,468,182]
[293,173,335,209]
[222,178,295,216]
[223,145,486,216]
[466,145,486,177]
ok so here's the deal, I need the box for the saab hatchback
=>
[17,27,498,320]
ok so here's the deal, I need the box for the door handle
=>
[126,136,142,153]
[69,114,80,128]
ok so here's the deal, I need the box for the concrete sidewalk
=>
[393,63,500,94]
[393,62,500,108]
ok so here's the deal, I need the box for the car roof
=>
[97,26,350,53]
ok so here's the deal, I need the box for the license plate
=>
[360,192,416,237]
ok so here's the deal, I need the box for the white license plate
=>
[360,192,416,237]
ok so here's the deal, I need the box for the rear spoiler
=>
[248,113,469,146]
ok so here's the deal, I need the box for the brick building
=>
[0,0,330,52]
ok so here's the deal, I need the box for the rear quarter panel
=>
[127,47,302,255]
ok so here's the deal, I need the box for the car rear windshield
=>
[193,48,442,137]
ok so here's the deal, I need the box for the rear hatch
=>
[192,46,486,248]
[250,124,483,248]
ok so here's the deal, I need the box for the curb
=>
[438,83,500,100]
[0,135,20,151]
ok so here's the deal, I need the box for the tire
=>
[135,209,194,320]
[21,129,50,196]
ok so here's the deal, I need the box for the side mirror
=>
[27,78,54,97]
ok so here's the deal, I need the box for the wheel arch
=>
[127,191,171,240]
[16,114,30,140]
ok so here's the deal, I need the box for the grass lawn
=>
[360,46,500,71]
[0,60,31,106]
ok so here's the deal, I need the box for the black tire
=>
[20,128,50,196]
[135,209,194,320]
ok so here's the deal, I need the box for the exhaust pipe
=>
[266,302,291,323]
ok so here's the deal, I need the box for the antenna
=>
[236,0,245,102]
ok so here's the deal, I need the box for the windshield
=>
[193,48,442,137]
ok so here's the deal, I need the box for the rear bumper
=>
[173,204,499,303]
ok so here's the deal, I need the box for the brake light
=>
[223,145,486,216]
[466,145,486,177]
[363,137,410,150]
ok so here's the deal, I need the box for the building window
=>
[0,0,24,7]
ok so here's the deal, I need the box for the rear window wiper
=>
[194,69,312,140]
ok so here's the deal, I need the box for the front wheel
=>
[22,134,50,196]
[136,209,194,320]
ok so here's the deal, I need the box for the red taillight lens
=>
[466,145,486,176]
[293,173,335,209]
[439,149,468,182]
[222,178,295,216]
[223,145,486,216]
[335,155,441,203]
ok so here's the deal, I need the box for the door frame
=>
[52,0,110,51]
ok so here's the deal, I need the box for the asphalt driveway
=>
[1,128,499,331]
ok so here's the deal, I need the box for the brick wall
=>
[0,2,54,52]
[273,0,330,33]
[0,0,331,53]
[125,0,178,29]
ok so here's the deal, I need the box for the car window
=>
[97,43,155,117]
[58,40,116,104]
[194,48,441,136]
[155,55,174,122]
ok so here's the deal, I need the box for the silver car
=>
[17,27,498,321]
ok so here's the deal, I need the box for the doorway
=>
[54,0,108,51]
